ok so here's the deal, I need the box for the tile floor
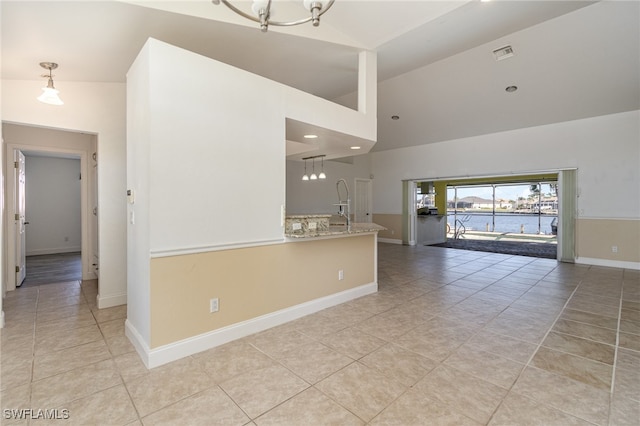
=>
[1,243,639,425]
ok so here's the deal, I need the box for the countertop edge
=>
[285,223,386,239]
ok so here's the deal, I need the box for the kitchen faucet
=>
[336,179,351,231]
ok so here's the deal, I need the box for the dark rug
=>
[430,239,557,259]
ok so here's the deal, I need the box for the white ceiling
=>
[2,0,639,156]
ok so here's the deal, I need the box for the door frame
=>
[4,143,95,291]
[402,171,575,261]
[402,180,417,246]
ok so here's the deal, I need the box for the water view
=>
[447,212,557,235]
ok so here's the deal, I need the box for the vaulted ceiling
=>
[2,1,639,155]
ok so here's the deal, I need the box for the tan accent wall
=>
[576,218,640,263]
[150,234,376,348]
[373,214,402,240]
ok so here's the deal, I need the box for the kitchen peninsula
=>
[285,214,386,238]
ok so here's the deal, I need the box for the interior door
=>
[15,151,27,286]
[354,178,372,223]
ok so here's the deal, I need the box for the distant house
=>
[528,196,559,211]
[448,196,515,210]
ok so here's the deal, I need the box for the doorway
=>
[404,171,577,261]
[3,123,98,293]
[19,153,83,286]
[354,178,373,223]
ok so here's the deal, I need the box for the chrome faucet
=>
[336,179,351,231]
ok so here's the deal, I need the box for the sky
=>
[445,183,556,202]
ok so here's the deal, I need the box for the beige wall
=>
[576,218,640,264]
[150,234,376,348]
[373,214,402,241]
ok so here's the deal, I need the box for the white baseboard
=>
[26,247,81,256]
[127,281,378,369]
[96,292,127,309]
[378,238,402,245]
[576,257,640,270]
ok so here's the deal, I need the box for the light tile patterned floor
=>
[1,243,639,425]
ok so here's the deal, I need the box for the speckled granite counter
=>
[285,215,386,238]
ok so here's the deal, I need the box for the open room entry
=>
[3,123,98,293]
[403,171,577,261]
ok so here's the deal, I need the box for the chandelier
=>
[212,0,335,33]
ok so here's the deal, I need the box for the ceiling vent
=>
[493,45,514,61]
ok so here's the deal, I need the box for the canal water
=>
[446,212,557,235]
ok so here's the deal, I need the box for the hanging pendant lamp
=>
[37,62,64,106]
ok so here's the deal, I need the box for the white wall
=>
[371,111,640,220]
[1,0,4,325]
[2,79,127,308]
[286,156,371,215]
[126,38,376,353]
[24,156,81,255]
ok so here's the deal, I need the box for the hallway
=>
[21,252,82,288]
[1,244,638,425]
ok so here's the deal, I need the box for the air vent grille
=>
[493,45,514,61]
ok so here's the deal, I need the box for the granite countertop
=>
[286,214,332,219]
[285,222,386,238]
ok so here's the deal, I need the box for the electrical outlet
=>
[309,222,317,230]
[210,298,219,313]
[292,223,302,230]
[338,270,344,280]
[612,246,618,253]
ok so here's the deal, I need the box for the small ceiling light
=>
[302,159,309,180]
[505,85,518,93]
[37,62,64,106]
[212,0,335,33]
[391,115,400,120]
[350,146,361,150]
[304,134,318,139]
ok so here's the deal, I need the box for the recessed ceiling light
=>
[303,134,318,139]
[505,85,518,93]
[350,146,361,150]
[391,115,400,120]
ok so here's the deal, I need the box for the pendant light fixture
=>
[37,62,64,106]
[318,156,326,179]
[310,158,318,180]
[301,155,326,181]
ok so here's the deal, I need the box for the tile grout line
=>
[606,279,625,424]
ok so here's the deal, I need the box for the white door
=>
[354,178,372,223]
[15,151,27,286]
